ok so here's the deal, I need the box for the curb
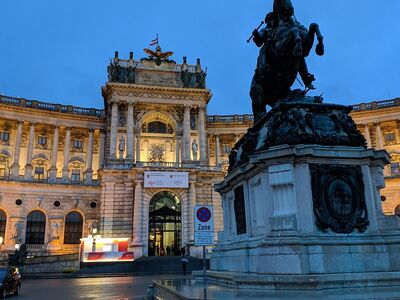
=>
[23,271,193,280]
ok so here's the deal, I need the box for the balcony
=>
[105,159,222,172]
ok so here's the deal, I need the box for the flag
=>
[149,35,158,46]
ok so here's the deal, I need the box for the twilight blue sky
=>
[0,0,399,115]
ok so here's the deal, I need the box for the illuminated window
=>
[0,132,9,142]
[148,121,167,134]
[25,211,46,244]
[73,139,83,150]
[0,210,6,243]
[64,212,83,244]
[222,144,231,154]
[0,156,7,177]
[391,163,400,175]
[34,167,45,180]
[71,169,81,182]
[37,136,47,146]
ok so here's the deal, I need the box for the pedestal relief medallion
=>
[310,164,369,233]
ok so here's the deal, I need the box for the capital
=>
[89,128,95,133]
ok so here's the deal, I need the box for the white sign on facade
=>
[194,205,214,246]
[144,171,189,188]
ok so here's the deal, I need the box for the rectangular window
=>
[0,168,5,177]
[223,145,231,154]
[37,136,47,146]
[391,163,400,175]
[71,169,80,182]
[34,167,44,180]
[73,139,83,149]
[0,132,9,142]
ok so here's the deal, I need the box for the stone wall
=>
[22,254,79,274]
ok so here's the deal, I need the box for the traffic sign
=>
[194,205,214,246]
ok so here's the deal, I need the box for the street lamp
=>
[91,228,99,253]
[15,244,20,251]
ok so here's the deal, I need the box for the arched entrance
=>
[148,191,181,256]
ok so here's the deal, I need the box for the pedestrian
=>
[156,245,160,256]
[181,256,189,275]
[166,245,171,256]
[181,247,186,256]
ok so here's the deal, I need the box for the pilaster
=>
[11,120,23,179]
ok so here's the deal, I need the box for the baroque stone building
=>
[0,48,398,257]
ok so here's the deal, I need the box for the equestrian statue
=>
[249,0,325,122]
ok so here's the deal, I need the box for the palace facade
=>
[0,48,399,257]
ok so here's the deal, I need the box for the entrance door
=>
[148,192,181,256]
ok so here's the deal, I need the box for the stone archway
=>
[148,191,181,256]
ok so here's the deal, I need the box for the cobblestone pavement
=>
[15,275,189,300]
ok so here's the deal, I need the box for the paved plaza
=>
[15,275,188,300]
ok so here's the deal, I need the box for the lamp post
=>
[91,228,98,253]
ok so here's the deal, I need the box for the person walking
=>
[181,256,189,275]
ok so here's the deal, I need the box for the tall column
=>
[99,129,106,169]
[375,123,384,149]
[215,134,220,166]
[175,137,180,163]
[11,121,23,179]
[24,122,36,180]
[85,128,94,184]
[198,106,206,161]
[132,180,143,244]
[364,124,371,148]
[235,134,240,143]
[136,135,141,162]
[183,105,191,161]
[188,181,196,242]
[109,102,118,159]
[126,103,134,160]
[396,121,400,144]
[49,126,59,182]
[62,127,71,182]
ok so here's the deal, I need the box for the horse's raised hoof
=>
[316,42,324,56]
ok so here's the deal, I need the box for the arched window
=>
[25,211,46,244]
[64,212,83,244]
[395,205,400,217]
[0,210,6,243]
[148,121,167,134]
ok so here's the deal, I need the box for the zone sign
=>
[194,205,214,246]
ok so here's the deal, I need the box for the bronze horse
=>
[251,0,324,122]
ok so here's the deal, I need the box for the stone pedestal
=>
[209,101,400,290]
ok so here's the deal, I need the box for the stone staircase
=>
[79,256,209,275]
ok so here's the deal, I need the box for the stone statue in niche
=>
[118,136,125,159]
[190,115,196,130]
[49,222,60,241]
[12,222,22,240]
[119,110,126,127]
[192,140,198,160]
